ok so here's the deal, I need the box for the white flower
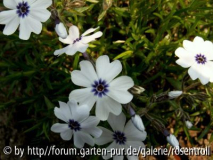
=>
[166,134,179,148]
[175,36,213,85]
[95,112,147,160]
[51,100,102,148]
[69,55,134,121]
[55,22,68,39]
[0,0,52,40]
[185,120,193,129]
[54,25,103,56]
[131,115,145,132]
[168,91,182,99]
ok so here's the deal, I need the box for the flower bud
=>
[55,22,68,39]
[129,85,145,95]
[168,91,182,99]
[131,114,145,132]
[185,120,193,129]
[166,134,179,148]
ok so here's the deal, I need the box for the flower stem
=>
[184,82,201,92]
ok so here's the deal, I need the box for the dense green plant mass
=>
[0,0,213,156]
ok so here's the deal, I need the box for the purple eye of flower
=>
[195,54,207,64]
[113,131,126,145]
[68,119,81,131]
[73,36,82,44]
[16,1,30,18]
[91,79,109,97]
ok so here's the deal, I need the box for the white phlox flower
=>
[185,120,193,129]
[69,55,134,121]
[95,112,147,160]
[0,0,52,40]
[166,134,179,148]
[55,22,68,39]
[54,25,103,56]
[175,36,213,85]
[51,100,102,148]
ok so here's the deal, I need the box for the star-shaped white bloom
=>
[0,0,52,40]
[54,25,103,56]
[69,55,134,121]
[95,112,147,160]
[175,36,213,85]
[51,100,102,148]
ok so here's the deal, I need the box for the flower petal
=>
[54,45,72,56]
[96,96,122,121]
[96,55,122,83]
[54,107,68,122]
[202,40,213,60]
[71,70,93,87]
[82,26,100,36]
[188,65,199,80]
[19,18,31,40]
[188,62,213,85]
[3,16,19,36]
[109,76,134,90]
[59,36,73,44]
[126,155,139,160]
[175,47,194,68]
[79,60,98,84]
[95,127,113,145]
[74,131,94,148]
[60,129,73,141]
[81,31,103,43]
[107,76,134,104]
[31,0,52,9]
[0,10,17,24]
[69,88,97,110]
[124,120,147,141]
[51,123,69,133]
[102,141,117,159]
[58,101,72,121]
[81,116,100,128]
[81,127,102,138]
[3,0,16,9]
[28,15,42,34]
[113,155,124,160]
[68,25,79,40]
[28,0,37,5]
[71,103,90,123]
[29,9,51,22]
[108,112,126,132]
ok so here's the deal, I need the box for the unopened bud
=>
[185,120,193,129]
[167,134,179,148]
[129,85,145,95]
[55,22,68,39]
[168,91,182,99]
[131,115,145,132]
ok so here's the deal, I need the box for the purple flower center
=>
[73,36,82,44]
[113,131,126,145]
[91,79,109,97]
[195,54,207,64]
[16,1,30,18]
[68,119,81,132]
